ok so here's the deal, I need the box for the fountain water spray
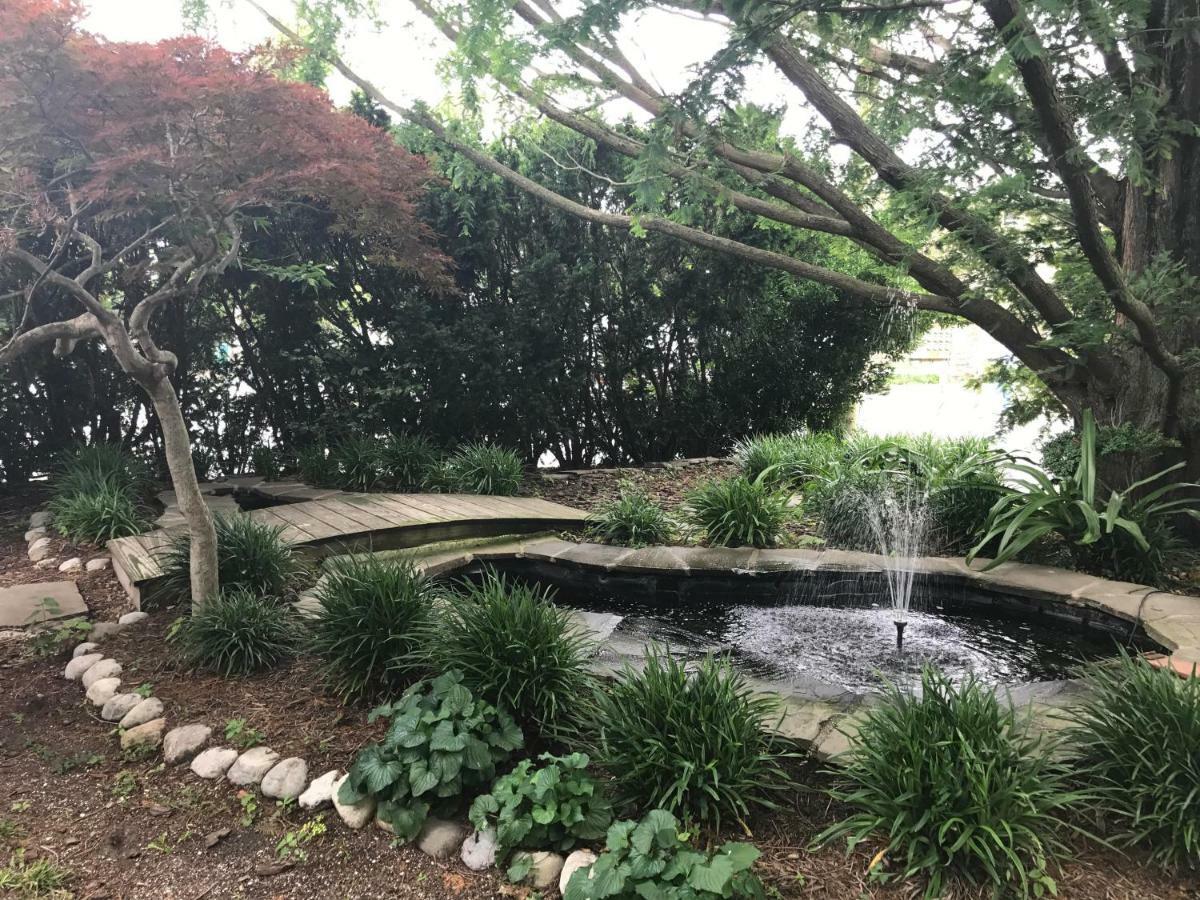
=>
[863,486,929,652]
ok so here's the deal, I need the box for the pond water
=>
[543,580,1137,696]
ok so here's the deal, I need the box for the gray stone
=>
[85,557,111,572]
[24,528,46,543]
[72,641,99,658]
[774,700,843,745]
[28,538,52,562]
[298,769,340,811]
[191,747,239,779]
[81,658,122,690]
[460,828,497,871]
[86,677,122,706]
[227,746,280,786]
[118,611,149,626]
[261,758,308,800]
[90,622,124,640]
[64,652,103,681]
[120,717,165,751]
[0,581,87,629]
[101,693,143,722]
[512,851,564,891]
[812,708,870,762]
[34,558,59,569]
[57,557,82,573]
[163,723,212,765]
[416,819,466,859]
[29,511,52,529]
[560,849,598,894]
[331,773,375,829]
[566,610,623,644]
[119,697,164,729]
[189,748,238,782]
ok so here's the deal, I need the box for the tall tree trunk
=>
[143,374,219,610]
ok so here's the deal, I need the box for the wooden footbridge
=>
[108,480,587,605]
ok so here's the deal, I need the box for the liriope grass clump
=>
[443,443,524,495]
[49,481,149,544]
[685,472,791,548]
[380,433,440,491]
[332,435,384,492]
[1069,651,1200,869]
[157,515,305,605]
[818,667,1084,898]
[589,647,793,830]
[53,442,150,499]
[308,555,435,702]
[586,482,673,547]
[423,569,595,737]
[170,588,303,676]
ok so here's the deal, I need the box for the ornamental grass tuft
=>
[1069,651,1200,870]
[588,647,793,830]
[443,442,524,495]
[685,472,791,548]
[817,667,1084,898]
[170,588,303,676]
[586,482,673,547]
[156,515,305,604]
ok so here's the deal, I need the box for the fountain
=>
[862,486,929,652]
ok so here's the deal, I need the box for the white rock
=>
[58,557,82,573]
[121,717,165,751]
[560,849,598,894]
[29,511,51,529]
[101,693,143,722]
[28,537,52,561]
[64,653,103,680]
[298,769,340,810]
[416,819,467,859]
[24,528,46,542]
[227,746,280,786]
[331,773,375,829]
[90,622,124,640]
[81,658,122,690]
[513,851,564,891]
[261,757,308,800]
[118,611,149,626]
[191,746,239,779]
[34,558,59,569]
[119,697,164,729]
[163,723,212,765]
[86,677,121,706]
[460,828,498,871]
[85,557,111,572]
[72,641,99,658]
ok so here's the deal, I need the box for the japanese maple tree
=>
[0,0,446,608]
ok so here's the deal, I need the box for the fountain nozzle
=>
[894,620,907,653]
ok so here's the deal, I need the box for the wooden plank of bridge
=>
[108,491,587,602]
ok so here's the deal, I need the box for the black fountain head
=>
[894,620,907,652]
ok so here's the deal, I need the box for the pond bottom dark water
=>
[552,589,1134,695]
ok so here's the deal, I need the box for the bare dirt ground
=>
[2,483,1198,899]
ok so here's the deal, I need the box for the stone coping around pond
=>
[403,536,1198,662]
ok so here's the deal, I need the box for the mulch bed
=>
[1,482,1198,898]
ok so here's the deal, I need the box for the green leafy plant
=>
[25,608,91,658]
[469,752,612,862]
[380,433,440,491]
[309,555,434,701]
[237,790,259,827]
[563,810,765,900]
[332,435,384,492]
[685,472,791,548]
[1069,652,1200,869]
[969,411,1200,585]
[170,588,303,676]
[817,667,1083,898]
[49,482,149,544]
[250,445,277,480]
[443,442,524,495]
[589,648,792,829]
[733,431,842,489]
[275,815,326,862]
[156,515,306,604]
[224,718,265,750]
[296,445,337,487]
[52,442,149,500]
[0,849,71,898]
[586,482,674,547]
[339,670,524,841]
[424,570,595,737]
